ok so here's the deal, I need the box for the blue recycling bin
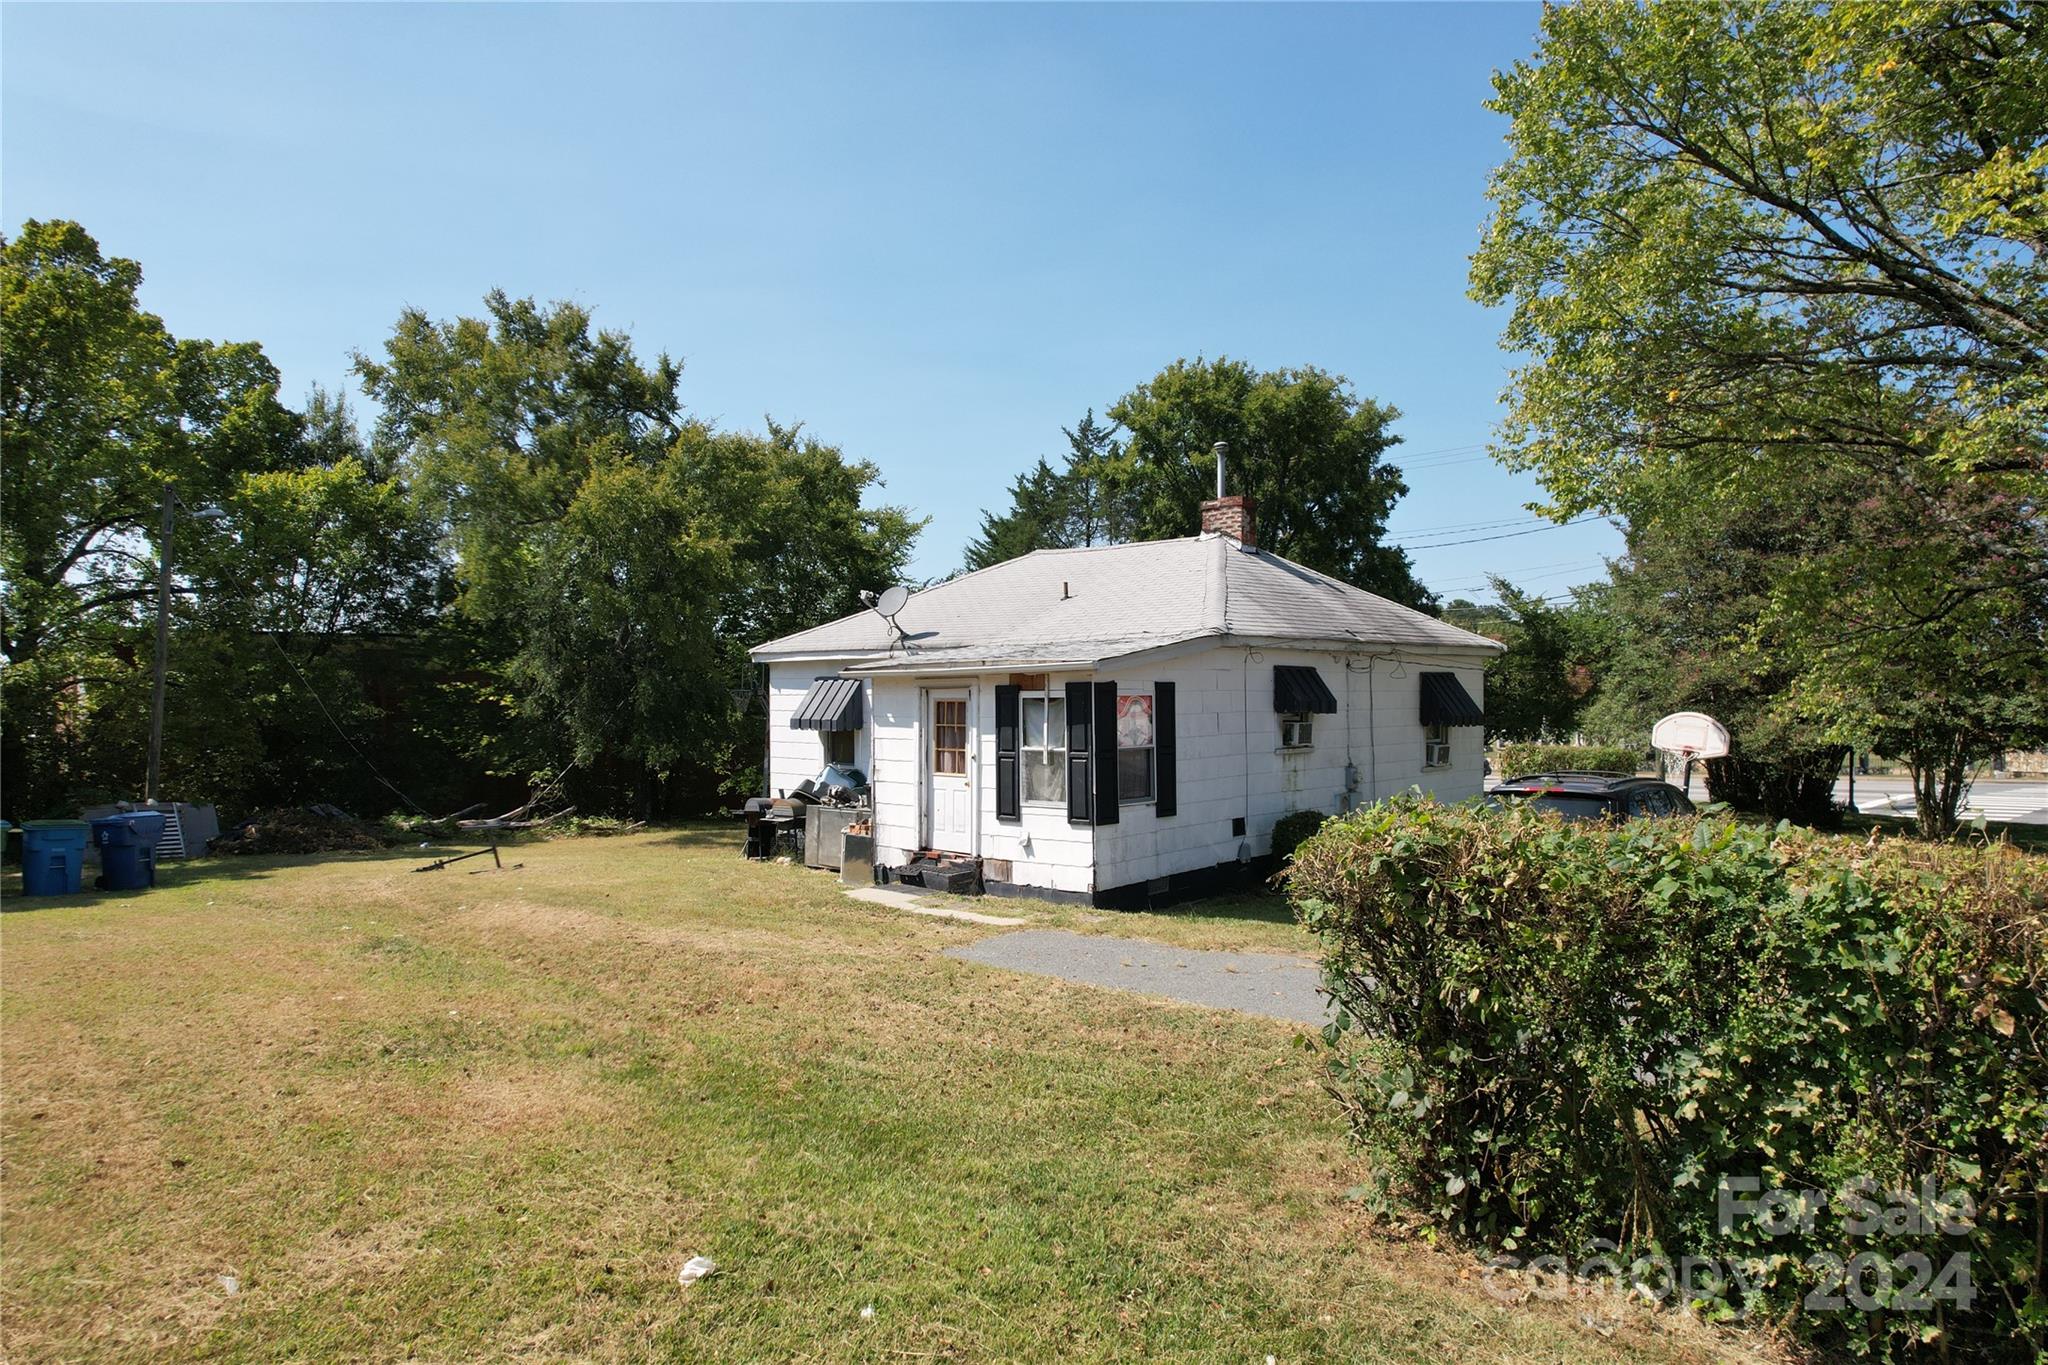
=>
[20,820,90,896]
[121,809,167,853]
[91,812,163,892]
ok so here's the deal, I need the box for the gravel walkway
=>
[945,928,1332,1025]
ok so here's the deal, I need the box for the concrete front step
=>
[844,885,1027,927]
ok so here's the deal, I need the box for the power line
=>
[1393,514,1609,549]
[1399,453,1495,472]
[1390,512,1558,538]
[1432,560,1609,591]
[263,633,432,815]
[1389,441,1490,462]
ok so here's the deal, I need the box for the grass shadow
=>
[1144,889,1297,927]
[0,843,485,910]
[648,823,745,853]
[3,854,284,910]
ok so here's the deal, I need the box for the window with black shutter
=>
[1065,680,1093,824]
[1154,680,1177,817]
[1092,681,1119,825]
[1021,688,1067,804]
[994,685,1021,821]
[1114,689,1155,803]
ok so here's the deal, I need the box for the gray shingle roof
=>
[750,534,1503,667]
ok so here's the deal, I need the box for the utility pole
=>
[145,483,174,804]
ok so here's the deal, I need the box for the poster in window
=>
[1116,693,1152,748]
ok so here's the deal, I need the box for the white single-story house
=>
[749,495,1503,906]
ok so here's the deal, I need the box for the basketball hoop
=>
[1652,712,1730,800]
[1652,712,1731,760]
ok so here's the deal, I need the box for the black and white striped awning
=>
[1273,665,1338,714]
[1419,672,1484,726]
[789,676,864,731]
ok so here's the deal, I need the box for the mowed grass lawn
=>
[3,829,1766,1363]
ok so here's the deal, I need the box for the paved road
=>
[946,929,1332,1025]
[1648,773,2048,827]
[1830,776,2048,827]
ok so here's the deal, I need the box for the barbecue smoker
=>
[742,763,870,869]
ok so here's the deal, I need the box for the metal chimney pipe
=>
[1213,441,1227,499]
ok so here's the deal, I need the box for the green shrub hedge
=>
[1494,741,1644,778]
[1289,796,2046,1361]
[1270,809,1329,863]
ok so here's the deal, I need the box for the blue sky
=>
[2,1,1622,599]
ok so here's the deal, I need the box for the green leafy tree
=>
[1472,0,2046,514]
[1772,471,2048,837]
[685,418,923,656]
[1579,479,1848,823]
[1,220,300,815]
[156,393,462,814]
[356,293,918,815]
[1584,459,2047,834]
[1105,358,1430,607]
[963,411,1131,570]
[1471,2,2047,832]
[967,361,1429,607]
[1446,578,1598,744]
[355,293,708,813]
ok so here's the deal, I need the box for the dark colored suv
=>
[1487,771,1696,821]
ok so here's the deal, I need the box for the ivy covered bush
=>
[1493,741,1644,778]
[1289,795,2046,1361]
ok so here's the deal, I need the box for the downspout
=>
[1342,652,1358,812]
[1343,654,1379,809]
[1366,658,1376,802]
[1241,646,1254,860]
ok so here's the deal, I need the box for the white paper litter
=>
[218,1274,240,1296]
[677,1256,717,1285]
[860,1304,875,1320]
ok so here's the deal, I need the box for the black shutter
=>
[1154,680,1177,817]
[1092,680,1119,826]
[1065,680,1092,824]
[994,684,1021,821]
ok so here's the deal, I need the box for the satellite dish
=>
[875,584,910,619]
[1652,711,1730,760]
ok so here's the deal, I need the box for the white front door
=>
[924,688,974,853]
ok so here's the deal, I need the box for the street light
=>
[145,485,224,804]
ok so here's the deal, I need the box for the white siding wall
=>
[764,661,871,797]
[1091,644,1492,892]
[971,672,1094,895]
[767,644,1490,901]
[1357,656,1490,804]
[768,664,1095,893]
[870,673,1095,895]
[866,676,921,869]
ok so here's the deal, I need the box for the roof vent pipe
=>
[1213,441,1227,499]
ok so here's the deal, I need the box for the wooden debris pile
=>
[213,807,393,855]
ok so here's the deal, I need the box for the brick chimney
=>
[1200,494,1256,547]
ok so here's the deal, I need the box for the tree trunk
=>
[1911,736,1973,840]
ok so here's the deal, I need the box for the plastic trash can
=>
[20,820,90,895]
[122,809,167,855]
[91,813,162,892]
